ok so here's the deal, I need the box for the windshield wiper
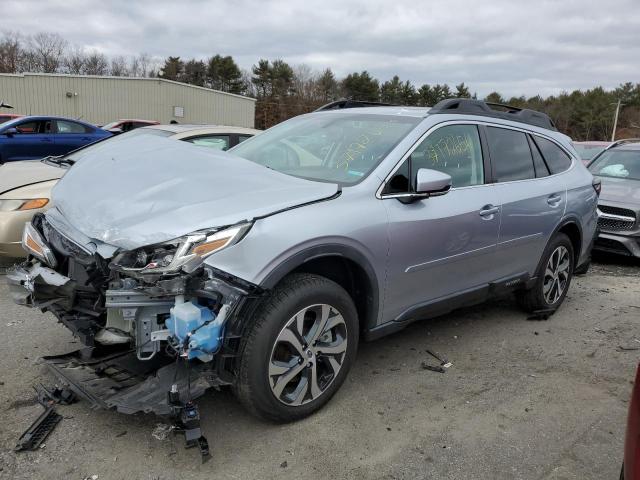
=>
[41,155,75,168]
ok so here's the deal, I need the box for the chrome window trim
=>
[376,119,576,199]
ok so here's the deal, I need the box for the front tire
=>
[234,273,359,422]
[517,233,575,313]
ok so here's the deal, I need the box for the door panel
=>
[382,186,500,321]
[485,126,566,278]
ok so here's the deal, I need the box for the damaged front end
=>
[7,213,262,415]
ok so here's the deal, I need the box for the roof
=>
[0,115,97,127]
[573,141,611,146]
[145,124,261,136]
[112,119,159,124]
[0,72,257,102]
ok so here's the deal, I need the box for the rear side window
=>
[56,120,90,134]
[487,127,535,182]
[533,136,572,174]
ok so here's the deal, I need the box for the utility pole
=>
[611,99,625,141]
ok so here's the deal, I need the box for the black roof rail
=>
[315,99,396,111]
[428,98,557,131]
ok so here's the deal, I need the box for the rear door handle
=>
[40,138,53,143]
[547,194,562,206]
[479,205,500,217]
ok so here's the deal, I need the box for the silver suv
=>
[8,99,598,422]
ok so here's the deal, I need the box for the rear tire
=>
[517,233,575,313]
[233,273,359,422]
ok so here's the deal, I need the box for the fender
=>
[261,243,382,330]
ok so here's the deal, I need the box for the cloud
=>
[5,0,640,97]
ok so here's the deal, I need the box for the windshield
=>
[588,149,640,181]
[101,121,120,130]
[230,112,420,184]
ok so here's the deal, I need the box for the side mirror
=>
[107,127,123,134]
[415,168,452,196]
[3,127,18,137]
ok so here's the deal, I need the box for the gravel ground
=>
[0,254,638,480]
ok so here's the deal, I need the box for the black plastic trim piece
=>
[261,243,380,329]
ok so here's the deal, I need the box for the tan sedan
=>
[0,124,261,258]
[0,161,63,257]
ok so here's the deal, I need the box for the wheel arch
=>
[553,216,583,265]
[261,244,381,334]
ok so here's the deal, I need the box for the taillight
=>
[593,178,602,197]
[624,364,640,480]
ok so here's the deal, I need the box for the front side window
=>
[231,113,420,185]
[411,124,484,188]
[533,136,572,174]
[383,124,484,194]
[14,120,41,134]
[487,127,535,182]
[589,149,640,180]
[185,135,230,151]
[56,120,88,134]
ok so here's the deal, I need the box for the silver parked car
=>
[7,99,598,423]
[588,139,640,257]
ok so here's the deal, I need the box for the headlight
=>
[22,222,57,267]
[112,222,252,275]
[0,198,49,212]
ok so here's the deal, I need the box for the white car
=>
[0,124,261,258]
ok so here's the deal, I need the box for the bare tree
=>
[137,53,151,77]
[83,51,109,75]
[129,55,140,77]
[64,46,86,74]
[110,55,128,76]
[29,32,67,72]
[0,31,22,73]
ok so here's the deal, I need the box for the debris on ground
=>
[152,423,174,441]
[618,345,640,351]
[15,406,62,452]
[280,461,288,468]
[421,350,453,373]
[34,384,76,407]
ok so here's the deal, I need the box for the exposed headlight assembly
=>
[113,222,252,276]
[22,222,57,268]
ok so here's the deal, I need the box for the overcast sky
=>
[6,0,640,97]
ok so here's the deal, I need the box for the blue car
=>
[0,116,111,163]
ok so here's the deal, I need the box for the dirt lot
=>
[0,255,638,480]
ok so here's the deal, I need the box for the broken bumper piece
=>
[41,349,209,416]
[6,262,75,308]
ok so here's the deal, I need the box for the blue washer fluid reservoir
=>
[166,297,221,361]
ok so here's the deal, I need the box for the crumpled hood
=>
[0,160,64,195]
[50,135,338,250]
[598,176,640,207]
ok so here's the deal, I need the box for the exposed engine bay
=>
[7,213,262,416]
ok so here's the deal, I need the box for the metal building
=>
[0,73,256,128]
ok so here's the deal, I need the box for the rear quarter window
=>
[533,136,572,174]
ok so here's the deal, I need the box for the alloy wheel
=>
[269,304,348,406]
[543,245,571,305]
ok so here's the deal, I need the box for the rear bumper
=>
[593,232,640,258]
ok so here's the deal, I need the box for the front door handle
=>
[479,204,500,217]
[547,194,562,207]
[40,138,53,143]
